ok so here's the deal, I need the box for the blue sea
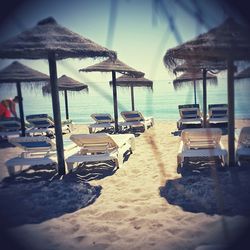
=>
[1,78,250,124]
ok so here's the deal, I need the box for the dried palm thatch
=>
[234,66,250,79]
[109,75,153,88]
[0,17,116,60]
[173,71,217,89]
[173,60,227,75]
[0,61,49,84]
[0,61,49,136]
[42,74,88,94]
[109,75,153,111]
[164,18,250,69]
[79,58,144,77]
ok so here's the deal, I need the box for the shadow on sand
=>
[0,161,118,228]
[160,167,250,216]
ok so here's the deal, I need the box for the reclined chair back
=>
[9,136,56,152]
[181,128,222,149]
[208,104,228,118]
[91,113,114,124]
[70,133,117,154]
[121,111,144,122]
[178,104,201,119]
[26,114,54,128]
[238,127,250,148]
[0,118,21,131]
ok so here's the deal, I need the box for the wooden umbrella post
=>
[48,52,66,175]
[202,69,207,128]
[112,70,119,133]
[131,84,135,111]
[16,81,25,137]
[64,89,69,120]
[193,79,197,105]
[227,58,235,168]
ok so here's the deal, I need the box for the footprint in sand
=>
[73,235,86,242]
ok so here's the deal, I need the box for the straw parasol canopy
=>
[163,17,250,168]
[0,17,116,60]
[234,66,250,79]
[109,75,153,111]
[79,58,144,132]
[173,71,217,87]
[80,58,144,77]
[42,75,88,120]
[164,18,250,68]
[0,61,49,136]
[0,16,117,175]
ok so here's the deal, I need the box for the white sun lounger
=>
[177,104,203,130]
[207,104,228,127]
[177,128,227,171]
[0,118,31,139]
[26,114,71,137]
[66,133,135,171]
[5,136,77,176]
[88,113,115,133]
[119,111,154,133]
[236,127,250,166]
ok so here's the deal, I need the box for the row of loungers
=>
[2,111,153,176]
[177,104,228,130]
[0,111,154,139]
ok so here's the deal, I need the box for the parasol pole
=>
[202,68,207,127]
[48,52,66,175]
[112,70,119,133]
[131,84,135,111]
[64,89,69,120]
[16,81,25,136]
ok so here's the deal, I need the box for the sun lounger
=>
[5,136,77,176]
[88,113,115,133]
[0,118,31,139]
[177,104,203,130]
[236,127,250,167]
[177,128,227,174]
[207,104,228,127]
[26,114,71,137]
[119,111,154,133]
[66,133,135,171]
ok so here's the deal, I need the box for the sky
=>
[0,0,247,83]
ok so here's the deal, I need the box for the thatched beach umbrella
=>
[0,61,49,136]
[42,74,88,120]
[0,17,116,175]
[79,58,144,133]
[173,70,217,106]
[164,17,250,168]
[234,66,250,79]
[173,60,227,125]
[109,75,153,111]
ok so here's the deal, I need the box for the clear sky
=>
[0,0,246,83]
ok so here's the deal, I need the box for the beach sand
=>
[0,120,250,250]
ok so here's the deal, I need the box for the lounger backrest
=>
[208,104,228,118]
[121,111,144,122]
[91,113,114,123]
[70,133,117,154]
[181,128,222,149]
[238,127,250,148]
[8,136,56,151]
[26,114,54,128]
[178,105,201,119]
[0,118,21,131]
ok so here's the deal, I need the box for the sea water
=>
[0,78,249,124]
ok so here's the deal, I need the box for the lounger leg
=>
[7,165,15,176]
